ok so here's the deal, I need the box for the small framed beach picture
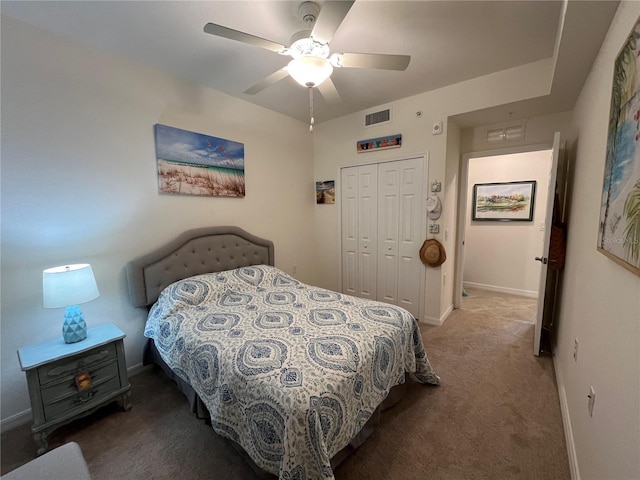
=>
[154,124,245,197]
[472,180,536,221]
[357,134,402,153]
[316,180,335,204]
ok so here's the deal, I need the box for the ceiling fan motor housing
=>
[299,2,319,25]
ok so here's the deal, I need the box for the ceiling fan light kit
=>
[287,56,333,88]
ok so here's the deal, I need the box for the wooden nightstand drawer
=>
[37,343,117,386]
[43,367,121,421]
[41,358,119,404]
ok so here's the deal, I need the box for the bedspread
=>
[144,265,439,479]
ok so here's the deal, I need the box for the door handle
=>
[535,256,548,265]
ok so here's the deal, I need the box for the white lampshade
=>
[43,264,100,308]
[287,56,333,88]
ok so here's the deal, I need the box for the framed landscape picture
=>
[597,17,640,276]
[472,180,536,221]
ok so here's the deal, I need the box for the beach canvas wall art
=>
[598,17,640,275]
[316,181,335,204]
[154,124,245,197]
[472,181,536,221]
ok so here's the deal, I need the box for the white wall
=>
[460,112,572,152]
[554,2,640,479]
[463,150,552,297]
[0,17,316,428]
[313,58,555,323]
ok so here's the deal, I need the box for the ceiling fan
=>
[203,1,410,128]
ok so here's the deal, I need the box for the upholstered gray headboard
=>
[126,226,274,308]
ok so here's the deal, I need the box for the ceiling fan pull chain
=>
[309,87,315,133]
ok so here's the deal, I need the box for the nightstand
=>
[17,323,132,455]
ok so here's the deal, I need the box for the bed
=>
[126,226,439,479]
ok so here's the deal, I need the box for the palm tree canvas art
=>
[598,17,640,276]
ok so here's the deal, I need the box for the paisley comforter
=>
[144,265,439,479]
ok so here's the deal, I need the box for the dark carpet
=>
[1,288,570,479]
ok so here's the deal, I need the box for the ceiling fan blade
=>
[317,77,342,104]
[333,52,411,71]
[311,1,355,45]
[243,68,290,95]
[204,23,286,54]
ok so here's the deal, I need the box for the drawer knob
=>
[74,391,97,405]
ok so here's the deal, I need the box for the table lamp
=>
[43,264,100,343]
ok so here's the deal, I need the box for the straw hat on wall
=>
[419,239,446,267]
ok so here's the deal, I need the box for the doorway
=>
[461,148,553,300]
[454,142,559,356]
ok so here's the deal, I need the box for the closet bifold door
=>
[341,157,424,318]
[341,167,359,297]
[341,164,378,300]
[395,158,424,317]
[377,162,401,305]
[377,158,424,317]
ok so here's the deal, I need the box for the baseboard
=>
[553,357,581,480]
[421,303,454,326]
[0,362,147,433]
[128,362,151,377]
[440,303,454,324]
[463,281,538,299]
[421,316,442,325]
[0,409,32,433]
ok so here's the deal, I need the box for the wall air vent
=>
[484,121,526,144]
[365,108,391,127]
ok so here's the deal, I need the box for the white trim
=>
[440,303,454,323]
[421,316,442,326]
[128,362,151,377]
[463,281,538,299]
[0,409,32,433]
[554,358,581,480]
[421,303,454,326]
[0,362,148,433]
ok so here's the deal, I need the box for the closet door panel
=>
[397,158,424,317]
[377,162,400,304]
[341,168,358,296]
[357,164,378,299]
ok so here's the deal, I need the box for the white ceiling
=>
[0,1,619,126]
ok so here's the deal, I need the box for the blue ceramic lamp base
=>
[62,305,88,344]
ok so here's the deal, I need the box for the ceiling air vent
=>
[365,108,391,127]
[484,121,525,144]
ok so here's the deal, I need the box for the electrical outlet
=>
[292,264,297,275]
[573,339,579,362]
[442,273,447,286]
[587,386,595,417]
